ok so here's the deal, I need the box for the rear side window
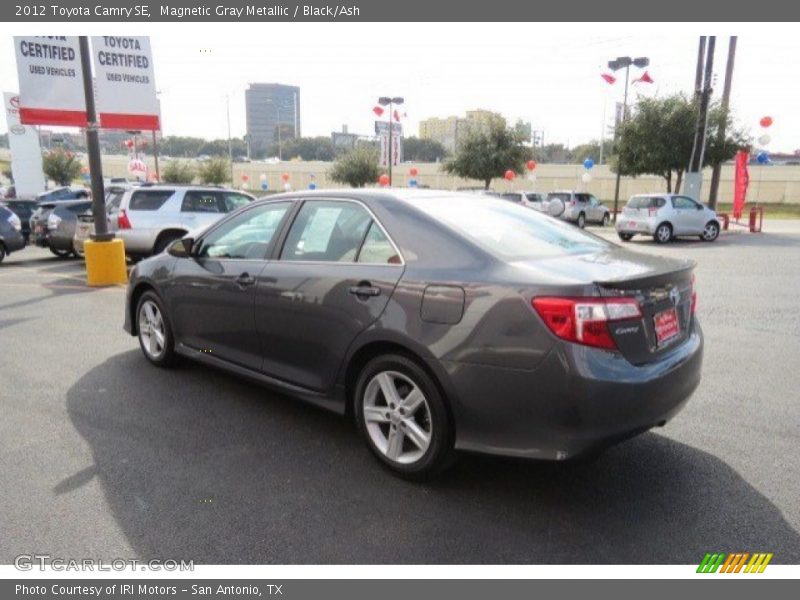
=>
[181,191,222,213]
[281,201,372,262]
[357,222,401,264]
[129,190,174,211]
[525,194,542,203]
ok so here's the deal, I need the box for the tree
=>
[329,146,380,188]
[161,160,195,184]
[531,143,571,164]
[198,157,230,185]
[612,94,747,193]
[268,136,336,161]
[443,114,531,189]
[43,148,82,186]
[570,140,603,164]
[403,137,448,162]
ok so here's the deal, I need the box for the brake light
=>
[118,209,132,229]
[568,200,576,206]
[690,274,697,315]
[532,296,641,350]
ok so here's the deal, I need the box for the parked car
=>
[500,191,545,208]
[107,185,255,257]
[29,199,92,258]
[1,199,37,243]
[0,204,25,263]
[124,190,703,478]
[36,186,90,203]
[543,191,610,228]
[616,194,721,244]
[73,185,133,257]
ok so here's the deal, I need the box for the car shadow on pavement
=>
[65,350,800,564]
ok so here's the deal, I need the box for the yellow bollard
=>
[84,238,128,286]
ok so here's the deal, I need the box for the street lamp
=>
[608,55,649,221]
[378,96,404,185]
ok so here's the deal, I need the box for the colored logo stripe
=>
[697,552,773,573]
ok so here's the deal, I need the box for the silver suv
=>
[107,185,255,256]
[543,191,610,228]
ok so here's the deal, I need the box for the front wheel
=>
[576,212,586,229]
[701,221,720,242]
[136,291,177,367]
[354,354,455,479]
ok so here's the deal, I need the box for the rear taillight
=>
[649,207,658,216]
[118,209,132,229]
[532,296,641,350]
[568,200,576,206]
[690,274,697,315]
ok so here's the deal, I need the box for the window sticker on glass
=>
[298,207,342,254]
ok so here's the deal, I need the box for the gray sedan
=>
[123,190,703,478]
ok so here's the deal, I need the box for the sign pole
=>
[78,36,111,241]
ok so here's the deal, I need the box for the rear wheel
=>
[354,354,455,479]
[654,223,672,244]
[601,213,610,227]
[618,233,634,242]
[73,240,85,258]
[576,212,586,229]
[0,243,6,263]
[49,246,72,258]
[136,291,177,367]
[700,220,720,242]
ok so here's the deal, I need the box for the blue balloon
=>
[757,152,769,164]
[583,158,595,170]
[408,179,417,187]
[260,182,268,190]
[308,182,316,190]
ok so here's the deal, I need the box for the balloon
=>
[583,158,595,170]
[756,151,769,164]
[409,167,419,177]
[281,172,290,182]
[261,182,268,191]
[504,169,516,181]
[527,173,537,182]
[81,173,90,181]
[526,160,537,171]
[241,174,249,182]
[259,173,267,181]
[283,182,292,191]
[408,179,417,187]
[582,172,592,183]
[759,116,773,128]
[758,134,771,146]
[378,174,390,186]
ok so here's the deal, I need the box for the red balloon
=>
[526,160,537,171]
[378,174,390,186]
[281,172,290,182]
[760,116,773,128]
[409,167,419,177]
[504,169,516,181]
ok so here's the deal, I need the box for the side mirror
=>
[697,204,703,210]
[181,236,195,254]
[168,237,194,258]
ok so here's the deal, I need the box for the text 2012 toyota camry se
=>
[123,190,703,478]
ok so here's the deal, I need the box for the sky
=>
[2,23,799,152]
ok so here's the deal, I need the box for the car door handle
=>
[348,283,381,298]
[236,273,256,288]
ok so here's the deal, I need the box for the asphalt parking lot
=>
[1,221,800,565]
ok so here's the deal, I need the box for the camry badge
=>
[669,287,681,306]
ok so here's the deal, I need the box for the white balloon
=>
[758,134,771,146]
[527,173,537,182]
[582,172,592,183]
[283,183,292,192]
[259,173,267,181]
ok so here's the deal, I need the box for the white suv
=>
[544,191,610,228]
[107,185,255,256]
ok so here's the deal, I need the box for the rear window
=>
[66,202,92,214]
[407,196,610,260]
[501,193,523,203]
[627,196,666,209]
[546,192,571,203]
[129,190,174,211]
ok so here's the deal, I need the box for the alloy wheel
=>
[703,222,719,241]
[656,224,672,243]
[138,299,167,360]
[362,370,432,465]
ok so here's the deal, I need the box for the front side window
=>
[182,191,222,213]
[197,201,290,260]
[281,201,372,262]
[672,196,698,209]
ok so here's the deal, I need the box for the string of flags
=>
[601,71,654,85]
[372,105,407,121]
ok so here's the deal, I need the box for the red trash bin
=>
[749,206,763,233]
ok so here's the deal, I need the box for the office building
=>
[245,83,301,156]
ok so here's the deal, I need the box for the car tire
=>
[601,213,610,227]
[700,220,720,242]
[153,232,185,255]
[136,290,177,368]
[354,353,455,480]
[654,223,673,244]
[73,242,85,258]
[49,246,72,258]
[618,233,634,242]
[0,243,6,263]
[577,212,586,229]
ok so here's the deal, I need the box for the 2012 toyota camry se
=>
[123,190,703,478]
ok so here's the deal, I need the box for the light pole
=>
[607,56,649,221]
[226,94,233,184]
[378,96,403,185]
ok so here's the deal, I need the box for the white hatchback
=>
[616,194,721,244]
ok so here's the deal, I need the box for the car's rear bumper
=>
[616,218,657,235]
[443,323,703,460]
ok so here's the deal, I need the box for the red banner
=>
[733,150,750,220]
